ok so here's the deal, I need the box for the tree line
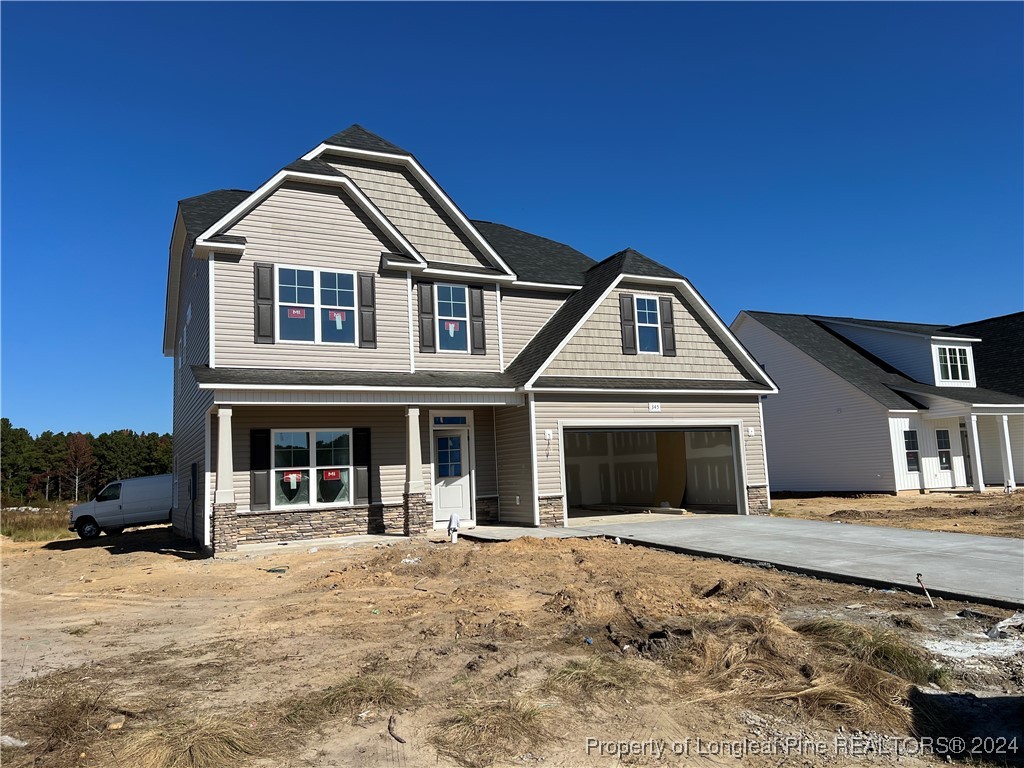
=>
[1,418,173,506]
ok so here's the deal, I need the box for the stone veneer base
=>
[538,496,565,527]
[746,486,770,515]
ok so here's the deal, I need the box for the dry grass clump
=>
[794,618,948,687]
[1,509,74,541]
[1,681,114,766]
[281,673,416,726]
[114,713,265,768]
[431,697,556,768]
[543,656,644,699]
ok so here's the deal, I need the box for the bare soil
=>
[772,492,1024,538]
[2,527,1022,767]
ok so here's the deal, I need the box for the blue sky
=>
[2,2,1021,436]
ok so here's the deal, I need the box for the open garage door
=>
[563,427,739,514]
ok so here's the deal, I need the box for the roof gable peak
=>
[323,124,410,156]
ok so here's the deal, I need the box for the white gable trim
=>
[304,144,518,279]
[193,170,426,265]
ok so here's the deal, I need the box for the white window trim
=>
[634,295,661,355]
[435,283,470,354]
[274,264,359,346]
[936,428,952,472]
[270,427,353,510]
[904,429,920,473]
[933,345,973,384]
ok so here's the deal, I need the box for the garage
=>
[562,427,741,514]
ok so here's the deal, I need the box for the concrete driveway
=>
[572,516,1023,607]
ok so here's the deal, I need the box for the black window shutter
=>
[418,282,435,353]
[254,263,275,344]
[659,296,677,357]
[469,286,486,355]
[353,427,372,505]
[619,294,637,355]
[250,428,271,511]
[358,272,377,349]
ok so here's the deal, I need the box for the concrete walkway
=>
[463,517,1024,607]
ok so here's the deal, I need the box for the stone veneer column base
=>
[537,496,565,527]
[404,493,432,536]
[746,486,770,515]
[212,502,238,555]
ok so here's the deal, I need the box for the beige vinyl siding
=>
[493,405,535,523]
[326,157,492,270]
[413,283,502,372]
[544,283,748,380]
[171,249,213,540]
[532,394,765,498]
[501,288,567,366]
[468,406,497,496]
[215,182,411,371]
[734,315,896,492]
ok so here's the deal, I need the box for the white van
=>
[68,474,173,539]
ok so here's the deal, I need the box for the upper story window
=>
[936,346,970,382]
[635,297,661,354]
[277,267,357,345]
[436,284,469,352]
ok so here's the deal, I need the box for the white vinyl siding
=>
[545,284,748,380]
[734,315,896,492]
[977,415,1024,487]
[500,288,567,366]
[214,182,411,371]
[819,322,936,384]
[531,394,766,498]
[171,239,213,541]
[493,405,535,524]
[325,157,493,270]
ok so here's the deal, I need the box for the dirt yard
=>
[772,491,1024,538]
[2,526,1022,768]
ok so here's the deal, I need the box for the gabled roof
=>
[178,189,251,244]
[812,315,976,339]
[744,312,1024,408]
[323,124,410,155]
[589,247,684,281]
[471,220,595,286]
[944,312,1024,397]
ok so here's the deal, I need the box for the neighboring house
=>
[732,311,1023,494]
[164,125,777,555]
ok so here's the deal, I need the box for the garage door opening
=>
[563,428,740,516]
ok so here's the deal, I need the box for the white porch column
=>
[405,406,424,494]
[215,407,235,504]
[998,414,1017,491]
[967,414,984,493]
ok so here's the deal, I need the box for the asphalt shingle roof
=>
[193,366,515,389]
[534,377,771,391]
[471,220,596,285]
[746,312,1024,408]
[178,189,251,243]
[812,315,975,339]
[944,312,1024,398]
[323,124,410,155]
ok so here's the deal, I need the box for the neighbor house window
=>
[436,284,468,352]
[904,430,920,473]
[937,347,970,381]
[277,267,357,344]
[635,296,661,353]
[936,429,952,471]
[271,429,351,508]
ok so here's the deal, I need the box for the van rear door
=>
[93,483,125,528]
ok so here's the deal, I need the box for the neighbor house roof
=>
[812,315,976,339]
[944,312,1024,398]
[745,311,1024,409]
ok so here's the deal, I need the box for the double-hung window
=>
[635,296,661,353]
[277,267,357,344]
[436,284,469,352]
[904,430,920,473]
[937,347,970,382]
[272,429,352,508]
[936,429,952,471]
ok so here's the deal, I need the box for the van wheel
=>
[104,527,125,536]
[76,519,101,540]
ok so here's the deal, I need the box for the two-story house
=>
[164,125,777,554]
[732,311,1023,494]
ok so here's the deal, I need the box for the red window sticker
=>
[322,469,341,481]
[328,311,347,321]
[287,308,306,319]
[445,320,460,336]
[283,472,303,485]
